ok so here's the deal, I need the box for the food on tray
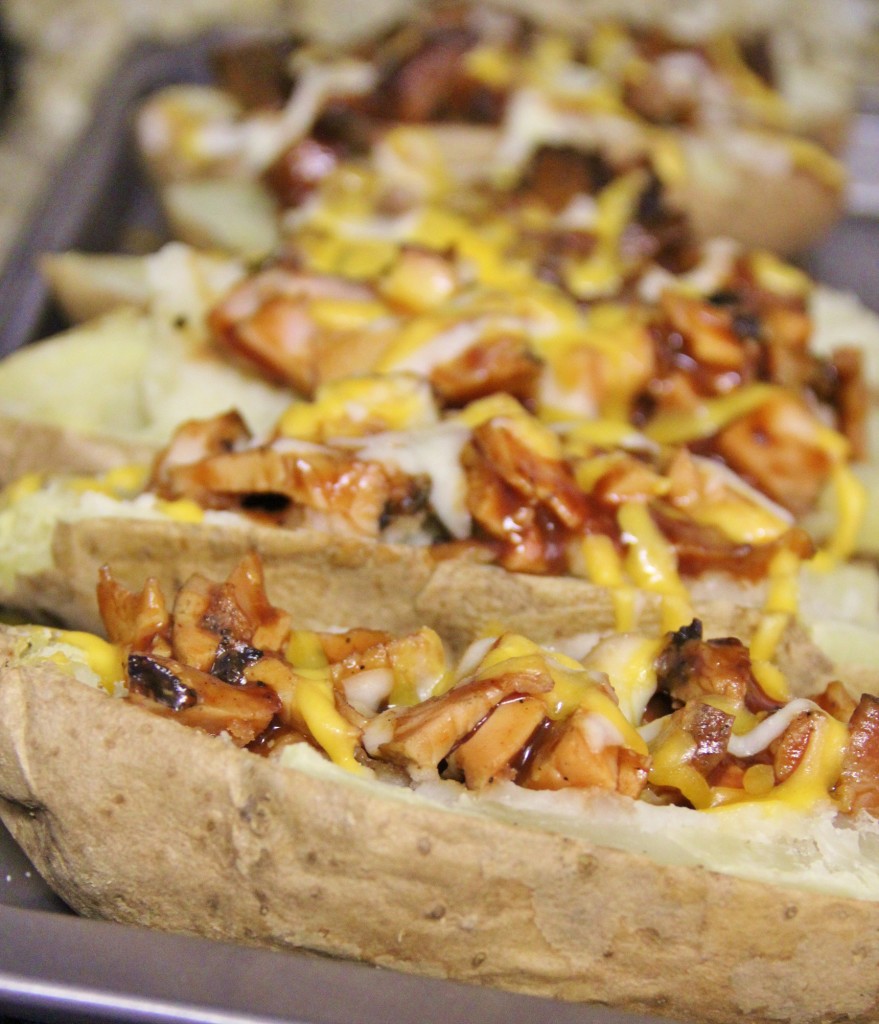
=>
[0,359,875,684]
[136,1,854,254]
[0,554,877,1024]
[6,174,879,503]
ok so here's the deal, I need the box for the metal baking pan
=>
[0,29,877,1024]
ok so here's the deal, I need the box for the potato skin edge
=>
[0,643,878,1024]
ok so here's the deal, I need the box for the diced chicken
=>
[126,653,281,746]
[170,573,231,673]
[649,502,813,581]
[835,694,879,815]
[97,568,171,654]
[154,442,404,537]
[225,552,292,652]
[516,146,612,214]
[655,618,784,714]
[813,680,858,725]
[519,708,649,797]
[149,411,252,495]
[263,136,342,207]
[365,669,552,776]
[660,290,747,375]
[327,626,446,707]
[208,266,377,393]
[668,699,735,778]
[463,419,596,573]
[712,395,835,515]
[590,453,665,505]
[430,334,541,408]
[830,346,868,461]
[370,25,483,123]
[447,694,547,788]
[772,709,817,784]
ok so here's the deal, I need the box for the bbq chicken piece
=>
[362,666,553,779]
[834,694,879,815]
[462,417,597,573]
[655,619,784,714]
[97,568,171,656]
[446,694,548,788]
[150,418,417,538]
[148,410,253,495]
[126,653,281,746]
[430,333,541,407]
[647,699,737,808]
[168,555,292,673]
[208,266,382,393]
[712,393,837,516]
[519,707,650,798]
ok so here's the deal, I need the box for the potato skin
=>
[142,123,843,257]
[0,414,153,487]
[0,650,878,1024]
[2,516,839,698]
[670,163,845,257]
[433,125,844,256]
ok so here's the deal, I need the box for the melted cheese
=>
[782,137,846,191]
[356,423,471,539]
[747,250,812,299]
[716,710,849,812]
[578,533,637,633]
[582,632,662,727]
[464,44,516,89]
[1,472,44,507]
[617,501,693,630]
[810,463,867,572]
[471,633,646,755]
[277,374,437,441]
[727,698,815,759]
[154,497,205,524]
[562,172,646,300]
[285,629,367,775]
[708,35,791,130]
[386,627,450,706]
[649,730,714,810]
[57,631,125,694]
[645,383,778,445]
[682,457,793,546]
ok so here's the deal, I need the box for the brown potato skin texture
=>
[1,517,848,703]
[669,166,845,257]
[0,650,877,1024]
[0,415,153,487]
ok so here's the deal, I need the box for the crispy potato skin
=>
[3,517,840,698]
[0,652,878,1023]
[669,166,845,257]
[0,415,153,486]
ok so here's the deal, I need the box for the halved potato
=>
[0,625,877,1024]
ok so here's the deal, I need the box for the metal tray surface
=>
[0,33,219,359]
[0,30,877,1024]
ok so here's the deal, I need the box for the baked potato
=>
[1,554,877,1024]
[134,0,855,255]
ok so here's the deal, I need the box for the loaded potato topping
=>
[42,553,878,817]
[134,363,857,631]
[138,1,843,197]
